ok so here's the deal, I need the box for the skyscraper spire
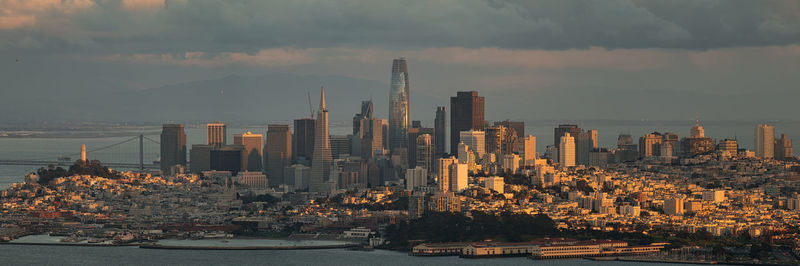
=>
[320,86,327,111]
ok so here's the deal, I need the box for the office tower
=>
[234,131,263,172]
[663,132,681,156]
[494,120,524,153]
[330,135,351,159]
[523,135,536,166]
[554,124,582,148]
[189,144,212,173]
[485,125,505,157]
[293,118,315,165]
[457,142,475,165]
[406,166,427,191]
[416,134,434,174]
[450,91,485,154]
[435,106,446,155]
[207,122,227,147]
[357,117,384,160]
[681,136,715,157]
[449,163,468,192]
[353,100,374,135]
[775,133,794,160]
[639,132,663,158]
[266,125,291,186]
[285,164,310,191]
[588,148,611,167]
[616,133,638,162]
[310,87,333,194]
[559,133,576,167]
[407,126,434,168]
[502,154,520,174]
[389,57,410,152]
[755,124,775,159]
[210,145,244,175]
[702,190,727,203]
[160,124,187,174]
[459,130,485,158]
[337,158,365,189]
[436,157,457,192]
[664,196,684,215]
[575,131,594,166]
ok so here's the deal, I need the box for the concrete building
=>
[575,130,597,166]
[210,145,244,175]
[639,132,663,158]
[407,126,435,169]
[718,139,739,158]
[554,124,582,148]
[484,176,504,194]
[416,134,434,174]
[449,162,469,192]
[160,124,187,174]
[775,133,794,160]
[450,91,485,155]
[207,122,227,147]
[755,124,775,159]
[234,131,263,172]
[588,148,611,167]
[664,196,684,215]
[502,154,520,174]
[523,135,536,166]
[406,166,427,191]
[703,190,726,203]
[436,157,457,192]
[559,133,576,167]
[236,171,268,189]
[460,130,485,158]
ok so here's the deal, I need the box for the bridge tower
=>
[139,134,144,172]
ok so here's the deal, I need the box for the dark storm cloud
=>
[1,0,799,53]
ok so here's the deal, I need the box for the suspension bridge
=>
[0,134,162,171]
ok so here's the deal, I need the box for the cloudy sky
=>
[1,0,799,123]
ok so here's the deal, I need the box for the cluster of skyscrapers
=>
[158,57,795,197]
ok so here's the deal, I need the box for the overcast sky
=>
[1,0,799,122]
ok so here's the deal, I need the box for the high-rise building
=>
[575,130,597,166]
[407,126,434,169]
[450,91,484,155]
[406,166,427,191]
[588,148,611,167]
[554,124,582,148]
[310,87,333,194]
[189,144,212,173]
[639,132,664,158]
[494,120,524,153]
[484,176,505,194]
[207,122,227,147]
[357,117,384,160]
[718,139,739,157]
[416,134,434,174]
[523,135,536,166]
[293,118,315,165]
[266,125,291,186]
[559,133,576,167]
[436,157,457,192]
[434,106,447,156]
[389,58,410,152]
[485,125,506,158]
[330,135,351,159]
[775,133,794,160]
[160,124,187,174]
[755,124,775,159]
[353,100,374,135]
[459,130,485,158]
[210,145,244,175]
[616,133,638,162]
[449,163,468,192]
[234,131,263,172]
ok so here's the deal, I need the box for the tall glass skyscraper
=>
[389,58,410,152]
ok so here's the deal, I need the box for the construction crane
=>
[307,91,314,119]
